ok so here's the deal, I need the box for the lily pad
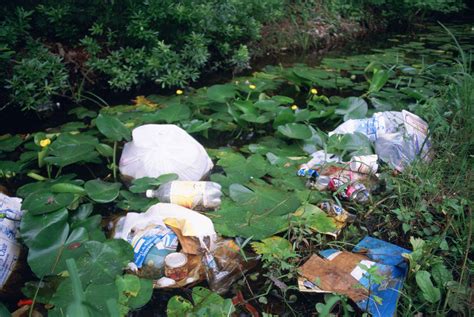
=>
[95,113,131,142]
[22,192,75,215]
[277,123,312,139]
[85,180,121,203]
[336,97,368,121]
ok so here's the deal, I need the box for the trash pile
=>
[114,120,425,309]
[116,124,249,294]
[298,110,431,203]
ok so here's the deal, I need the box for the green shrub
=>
[0,0,284,110]
[5,42,69,111]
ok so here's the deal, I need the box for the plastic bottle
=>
[146,181,222,211]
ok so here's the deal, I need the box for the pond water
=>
[1,20,473,316]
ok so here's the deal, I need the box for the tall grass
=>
[370,29,473,315]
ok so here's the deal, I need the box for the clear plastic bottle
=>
[146,181,222,211]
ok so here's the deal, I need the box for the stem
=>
[28,276,44,317]
[113,141,117,181]
[27,172,47,181]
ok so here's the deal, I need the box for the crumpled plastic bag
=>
[329,110,431,171]
[119,124,214,181]
[0,193,24,296]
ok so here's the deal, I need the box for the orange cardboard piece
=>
[298,253,369,302]
[169,226,201,255]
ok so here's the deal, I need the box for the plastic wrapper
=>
[329,110,431,171]
[119,124,214,181]
[202,239,256,295]
[298,236,411,317]
[0,193,25,298]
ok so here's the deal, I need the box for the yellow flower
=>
[40,138,51,148]
[310,88,318,95]
[291,105,298,111]
[249,84,256,90]
[176,89,184,95]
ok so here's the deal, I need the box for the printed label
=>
[128,225,178,268]
[170,181,206,209]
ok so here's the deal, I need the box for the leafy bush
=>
[0,0,284,111]
[5,42,69,111]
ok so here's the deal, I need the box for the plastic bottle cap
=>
[165,252,187,268]
[145,189,153,198]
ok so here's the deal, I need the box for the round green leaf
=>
[22,192,75,215]
[85,180,121,203]
[335,97,368,121]
[207,84,236,103]
[95,113,131,142]
[277,123,312,139]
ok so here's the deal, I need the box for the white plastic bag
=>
[329,111,404,142]
[119,124,214,181]
[329,110,430,171]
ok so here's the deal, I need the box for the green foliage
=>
[167,287,235,317]
[4,42,69,111]
[0,0,285,111]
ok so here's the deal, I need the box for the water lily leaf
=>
[95,113,131,142]
[68,107,97,119]
[336,97,368,121]
[44,133,100,167]
[50,240,133,315]
[211,152,268,187]
[271,95,294,105]
[22,207,89,277]
[152,104,191,123]
[182,119,212,134]
[128,278,153,309]
[0,160,22,178]
[191,287,235,316]
[277,123,312,139]
[22,192,75,215]
[213,183,301,239]
[273,108,295,127]
[117,190,158,212]
[85,180,121,203]
[96,143,114,157]
[0,134,23,152]
[254,100,279,111]
[327,132,374,158]
[240,113,272,124]
[129,174,178,193]
[207,84,236,103]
